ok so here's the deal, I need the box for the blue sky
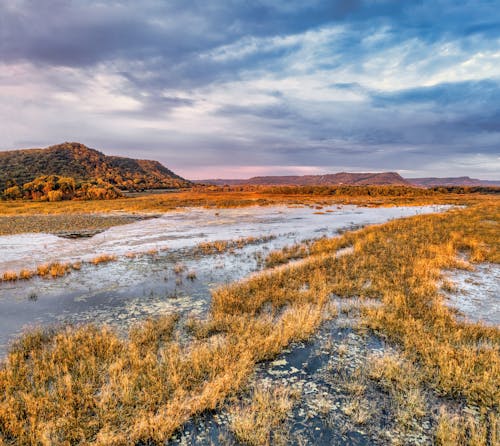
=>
[1,0,499,179]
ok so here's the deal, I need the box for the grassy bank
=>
[0,214,154,236]
[0,199,498,444]
[0,187,489,217]
[0,187,492,238]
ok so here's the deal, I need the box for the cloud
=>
[0,0,499,179]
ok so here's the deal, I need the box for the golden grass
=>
[36,262,71,278]
[435,408,499,446]
[1,271,18,282]
[0,197,498,444]
[264,242,310,267]
[0,305,323,444]
[196,235,275,255]
[229,385,297,446]
[0,187,486,217]
[0,257,115,284]
[1,259,114,284]
[368,352,427,430]
[89,254,117,265]
[18,269,34,280]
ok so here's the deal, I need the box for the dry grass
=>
[173,262,186,274]
[0,305,323,444]
[0,239,328,443]
[0,187,485,219]
[0,214,148,236]
[0,244,173,285]
[229,385,297,446]
[1,271,18,282]
[0,196,498,444]
[264,242,310,267]
[195,235,275,256]
[89,254,117,265]
[436,408,499,446]
[36,262,71,278]
[0,257,115,283]
[342,399,373,425]
[368,352,427,430]
[18,269,34,280]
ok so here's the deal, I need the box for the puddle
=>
[445,263,500,326]
[0,204,449,356]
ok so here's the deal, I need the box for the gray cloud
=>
[0,0,499,179]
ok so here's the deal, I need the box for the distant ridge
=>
[196,172,411,186]
[407,176,500,187]
[0,142,191,191]
[196,173,500,187]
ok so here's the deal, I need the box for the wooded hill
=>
[0,142,190,194]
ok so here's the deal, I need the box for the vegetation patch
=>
[0,213,153,236]
[0,187,490,218]
[0,199,498,444]
[228,385,298,446]
[3,175,122,201]
[195,235,275,256]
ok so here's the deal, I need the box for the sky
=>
[1,1,499,180]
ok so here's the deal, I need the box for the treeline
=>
[194,184,437,196]
[2,175,123,201]
[428,186,500,195]
[267,185,499,196]
[194,184,500,196]
[260,185,437,196]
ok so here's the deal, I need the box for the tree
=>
[3,185,22,200]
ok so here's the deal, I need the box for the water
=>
[0,204,449,356]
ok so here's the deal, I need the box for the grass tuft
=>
[229,385,298,446]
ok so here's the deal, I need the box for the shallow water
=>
[445,263,500,326]
[0,204,448,355]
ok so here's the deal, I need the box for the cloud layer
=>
[1,0,499,179]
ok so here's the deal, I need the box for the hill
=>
[196,172,411,186]
[0,142,190,192]
[407,176,500,187]
[196,173,500,188]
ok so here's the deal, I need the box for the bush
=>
[47,190,63,202]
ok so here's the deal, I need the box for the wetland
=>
[0,197,498,446]
[0,204,448,355]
